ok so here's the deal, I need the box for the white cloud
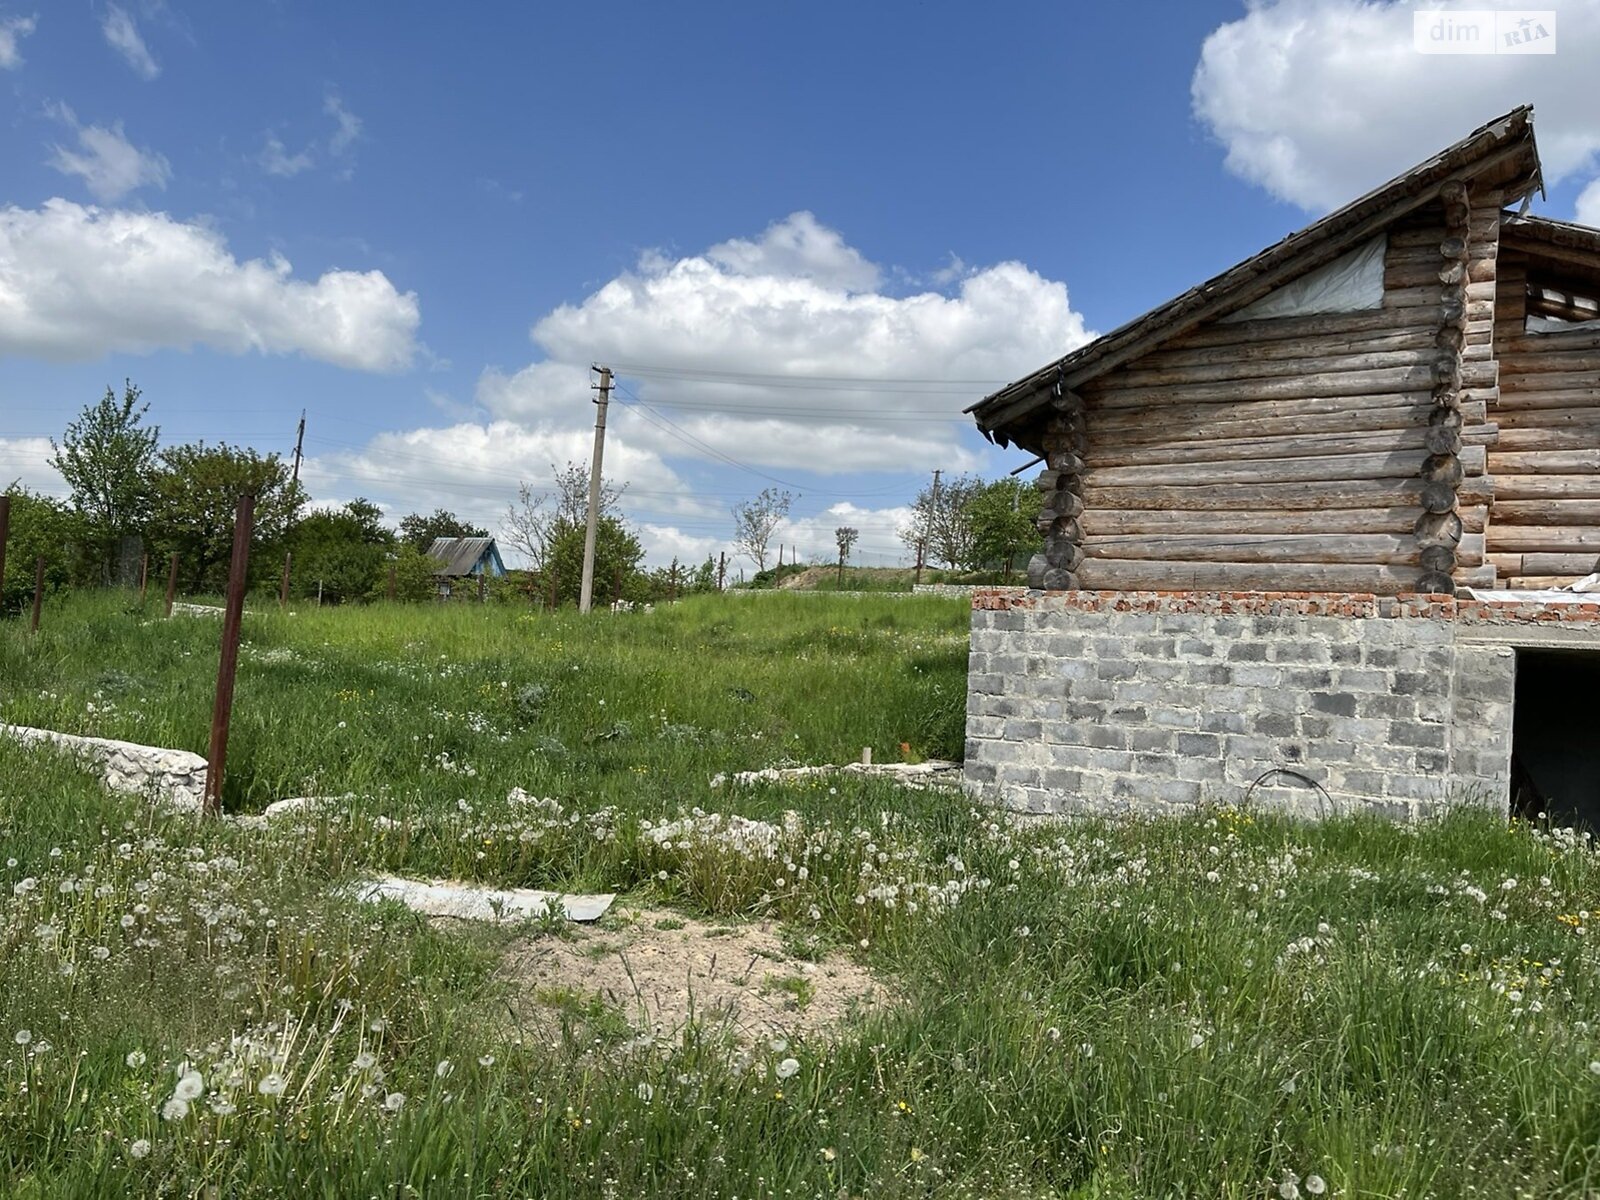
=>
[325,91,361,157]
[47,106,170,202]
[0,13,35,69]
[0,437,65,496]
[706,211,881,292]
[1578,177,1600,226]
[102,5,159,80]
[258,133,314,178]
[0,198,421,370]
[523,212,1090,474]
[1192,0,1600,212]
[772,501,917,567]
[299,419,710,566]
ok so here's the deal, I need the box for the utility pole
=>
[579,365,612,614]
[915,468,941,584]
[290,410,306,491]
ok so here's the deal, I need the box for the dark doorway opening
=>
[1512,648,1600,828]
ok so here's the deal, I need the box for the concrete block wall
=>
[963,590,1548,819]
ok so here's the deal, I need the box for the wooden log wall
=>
[1487,242,1600,588]
[1064,201,1500,596]
[1026,398,1086,590]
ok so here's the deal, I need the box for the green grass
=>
[4,590,1600,1197]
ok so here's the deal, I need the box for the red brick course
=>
[971,588,1600,625]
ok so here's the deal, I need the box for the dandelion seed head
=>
[257,1073,287,1096]
[172,1070,204,1102]
[128,1138,151,1160]
[776,1057,800,1080]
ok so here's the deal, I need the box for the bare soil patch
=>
[498,904,891,1046]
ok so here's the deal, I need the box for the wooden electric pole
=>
[578,366,612,614]
[915,468,941,584]
[0,495,9,613]
[290,410,306,490]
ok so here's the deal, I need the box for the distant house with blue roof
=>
[427,536,506,598]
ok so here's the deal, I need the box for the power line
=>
[610,361,1006,389]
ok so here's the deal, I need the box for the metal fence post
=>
[30,556,45,633]
[204,494,254,814]
[164,553,179,618]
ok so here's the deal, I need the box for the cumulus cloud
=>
[0,13,36,69]
[0,437,65,496]
[521,212,1090,474]
[299,419,710,566]
[47,106,170,202]
[102,5,159,80]
[1578,177,1600,227]
[0,199,420,370]
[1192,0,1600,212]
[258,133,314,178]
[705,211,881,292]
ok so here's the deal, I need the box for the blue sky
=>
[4,1,1600,567]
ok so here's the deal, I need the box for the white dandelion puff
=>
[128,1139,151,1160]
[172,1070,204,1102]
[257,1073,287,1096]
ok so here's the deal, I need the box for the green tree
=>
[897,474,984,570]
[398,508,487,552]
[731,488,793,571]
[288,498,396,604]
[1,486,79,615]
[968,478,1042,579]
[543,514,645,607]
[372,543,446,603]
[149,442,302,593]
[49,380,160,584]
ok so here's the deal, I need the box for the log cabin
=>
[968,106,1600,597]
[961,108,1600,826]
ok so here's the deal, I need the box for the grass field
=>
[4,591,1600,1197]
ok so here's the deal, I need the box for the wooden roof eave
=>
[971,107,1544,449]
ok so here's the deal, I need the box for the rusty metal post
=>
[204,494,254,814]
[387,564,397,601]
[164,552,179,618]
[279,552,292,608]
[717,551,725,591]
[30,556,45,633]
[0,495,9,614]
[139,553,149,602]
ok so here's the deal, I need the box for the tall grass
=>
[3,592,1600,1196]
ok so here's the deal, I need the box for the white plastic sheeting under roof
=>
[1219,234,1387,323]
